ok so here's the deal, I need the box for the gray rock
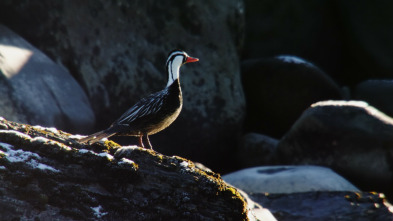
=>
[355,80,393,117]
[250,191,393,221]
[242,56,343,138]
[223,166,359,194]
[276,100,393,199]
[238,133,278,167]
[0,0,246,173]
[0,25,94,133]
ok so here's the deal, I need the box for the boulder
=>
[242,1,393,85]
[223,166,359,194]
[0,0,246,173]
[242,1,344,82]
[250,191,393,221]
[242,56,343,138]
[0,118,250,220]
[0,25,94,134]
[276,100,393,199]
[355,80,393,117]
[238,133,278,167]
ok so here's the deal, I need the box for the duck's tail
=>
[79,129,115,144]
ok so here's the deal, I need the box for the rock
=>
[242,1,393,86]
[223,166,359,194]
[250,191,393,221]
[242,1,344,82]
[0,25,94,134]
[242,56,343,138]
[338,1,393,82]
[276,100,393,199]
[0,118,250,220]
[238,133,278,167]
[0,0,246,173]
[236,189,277,221]
[355,80,393,117]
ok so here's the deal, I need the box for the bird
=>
[79,50,199,149]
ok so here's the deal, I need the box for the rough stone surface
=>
[242,56,343,138]
[238,133,278,167]
[223,166,359,194]
[251,191,393,221]
[0,25,94,134]
[276,100,393,199]
[355,80,393,117]
[0,0,245,173]
[0,118,249,220]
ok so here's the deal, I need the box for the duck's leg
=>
[138,135,145,148]
[145,134,153,149]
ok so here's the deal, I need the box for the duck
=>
[80,50,199,149]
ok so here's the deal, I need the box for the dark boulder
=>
[237,133,278,167]
[242,56,343,138]
[0,118,250,220]
[276,100,393,199]
[242,1,393,85]
[250,191,393,221]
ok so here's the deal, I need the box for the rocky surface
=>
[0,25,94,134]
[242,56,343,138]
[223,166,359,194]
[0,118,250,220]
[0,0,245,173]
[276,100,393,199]
[250,191,393,221]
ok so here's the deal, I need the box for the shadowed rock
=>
[276,100,393,199]
[0,118,250,220]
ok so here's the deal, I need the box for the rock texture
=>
[276,100,393,199]
[223,166,359,194]
[242,56,343,138]
[0,0,245,173]
[0,25,94,134]
[0,118,250,220]
[250,191,393,221]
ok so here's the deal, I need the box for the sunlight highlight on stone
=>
[0,44,33,79]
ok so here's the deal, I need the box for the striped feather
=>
[116,88,169,125]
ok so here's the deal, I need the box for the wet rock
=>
[0,0,245,173]
[238,133,278,167]
[0,25,94,134]
[276,100,393,199]
[355,80,393,117]
[250,191,393,221]
[0,118,249,220]
[242,56,343,138]
[223,166,359,194]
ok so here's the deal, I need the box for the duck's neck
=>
[166,56,183,87]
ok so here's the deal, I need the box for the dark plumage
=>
[80,50,198,149]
